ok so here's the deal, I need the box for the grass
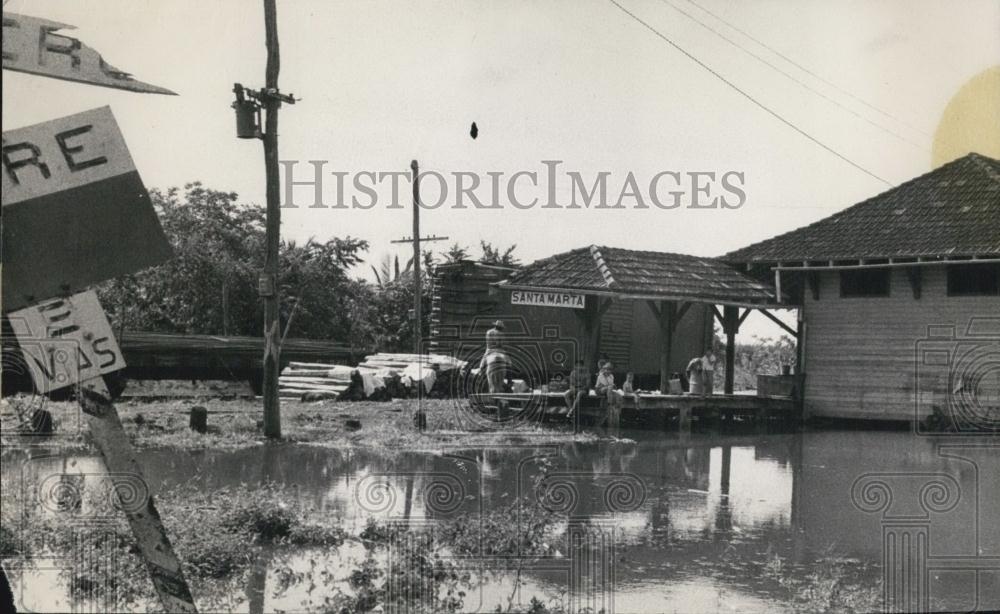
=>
[762,548,882,614]
[4,396,599,452]
[1,480,348,608]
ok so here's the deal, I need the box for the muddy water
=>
[3,428,998,613]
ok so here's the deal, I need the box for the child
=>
[622,371,636,395]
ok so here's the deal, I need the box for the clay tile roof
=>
[499,245,776,305]
[724,153,1000,264]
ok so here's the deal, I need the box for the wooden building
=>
[725,153,1000,425]
[431,246,779,392]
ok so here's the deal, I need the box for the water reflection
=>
[2,428,998,613]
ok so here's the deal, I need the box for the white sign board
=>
[2,12,175,95]
[8,290,125,393]
[2,106,173,311]
[510,290,586,309]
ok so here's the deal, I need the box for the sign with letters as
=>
[1,106,172,312]
[2,12,176,95]
[8,290,125,393]
[510,289,586,309]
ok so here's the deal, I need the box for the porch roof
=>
[495,245,778,307]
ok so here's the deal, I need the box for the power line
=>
[658,0,926,150]
[685,0,931,138]
[606,0,892,187]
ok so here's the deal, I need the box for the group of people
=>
[478,319,719,432]
[564,358,636,433]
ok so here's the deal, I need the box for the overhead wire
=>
[606,0,893,187]
[684,0,932,137]
[659,0,928,149]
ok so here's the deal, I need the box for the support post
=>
[653,301,674,393]
[79,378,197,612]
[260,0,282,439]
[660,301,675,394]
[723,305,740,395]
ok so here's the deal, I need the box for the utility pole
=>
[410,160,422,356]
[260,0,289,439]
[390,160,448,354]
[390,160,447,430]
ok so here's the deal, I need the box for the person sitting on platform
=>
[595,361,623,433]
[564,359,591,418]
[622,371,637,399]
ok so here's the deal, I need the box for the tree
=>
[479,241,519,266]
[371,254,413,288]
[98,183,369,342]
[279,236,369,341]
[443,243,470,263]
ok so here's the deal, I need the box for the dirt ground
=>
[2,395,598,451]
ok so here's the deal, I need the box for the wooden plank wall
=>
[625,301,709,378]
[802,267,999,420]
[599,300,633,370]
[429,261,516,354]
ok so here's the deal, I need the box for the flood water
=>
[3,427,999,613]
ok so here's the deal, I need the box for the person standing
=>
[701,350,717,395]
[480,320,508,393]
[595,361,623,435]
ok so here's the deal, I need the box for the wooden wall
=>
[801,266,999,420]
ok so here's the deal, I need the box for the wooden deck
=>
[469,390,800,430]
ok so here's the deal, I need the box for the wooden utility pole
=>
[410,160,422,355]
[390,161,447,352]
[388,161,448,431]
[261,0,282,439]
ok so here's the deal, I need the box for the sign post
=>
[3,109,195,612]
[3,12,193,611]
[8,293,198,613]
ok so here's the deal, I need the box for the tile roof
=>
[498,245,777,305]
[724,153,1000,264]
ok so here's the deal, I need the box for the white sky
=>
[3,0,998,339]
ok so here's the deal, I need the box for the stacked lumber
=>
[278,363,353,399]
[358,353,466,372]
[279,353,468,401]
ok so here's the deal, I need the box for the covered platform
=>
[494,245,801,396]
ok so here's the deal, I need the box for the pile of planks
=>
[279,352,468,401]
[278,363,355,399]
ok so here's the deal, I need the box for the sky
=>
[3,0,998,339]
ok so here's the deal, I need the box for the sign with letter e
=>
[8,290,125,393]
[2,106,173,312]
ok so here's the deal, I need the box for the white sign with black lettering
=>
[9,290,125,393]
[2,12,175,95]
[510,290,586,309]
